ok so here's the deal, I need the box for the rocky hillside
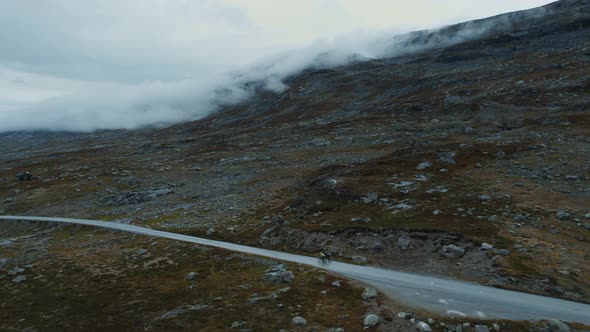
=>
[1,0,590,331]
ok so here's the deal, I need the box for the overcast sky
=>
[0,0,554,132]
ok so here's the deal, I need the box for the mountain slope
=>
[1,0,590,330]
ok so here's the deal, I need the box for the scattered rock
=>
[331,280,342,288]
[363,314,380,328]
[564,175,579,181]
[324,178,339,187]
[480,243,494,250]
[185,272,198,280]
[291,316,307,327]
[361,193,379,204]
[158,304,209,320]
[391,181,416,193]
[544,319,571,332]
[397,236,411,250]
[440,244,465,259]
[585,212,590,219]
[417,161,433,170]
[264,265,294,284]
[391,202,415,210]
[362,287,378,301]
[433,209,441,215]
[8,267,24,275]
[352,256,367,265]
[149,188,173,198]
[512,214,528,222]
[425,186,449,194]
[415,174,429,181]
[231,321,246,329]
[109,188,173,206]
[351,217,371,223]
[427,318,435,325]
[12,275,27,284]
[478,194,492,201]
[271,214,286,224]
[493,248,510,256]
[397,312,413,319]
[416,321,432,332]
[556,211,570,221]
[372,241,383,251]
[437,151,457,164]
[474,325,490,332]
[488,215,498,222]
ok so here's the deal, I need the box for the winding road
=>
[1,215,589,324]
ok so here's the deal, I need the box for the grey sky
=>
[0,0,554,132]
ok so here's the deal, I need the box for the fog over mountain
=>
[0,0,553,132]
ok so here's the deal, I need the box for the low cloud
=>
[0,0,553,132]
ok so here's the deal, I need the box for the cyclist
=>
[319,251,331,264]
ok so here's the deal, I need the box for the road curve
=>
[1,215,589,324]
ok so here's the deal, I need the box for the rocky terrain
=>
[1,0,590,331]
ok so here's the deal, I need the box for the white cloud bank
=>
[0,0,554,132]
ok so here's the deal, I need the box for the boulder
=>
[416,321,432,332]
[264,266,294,284]
[474,325,490,332]
[556,211,570,221]
[331,280,342,288]
[362,287,378,301]
[544,319,571,332]
[397,312,413,319]
[363,314,380,328]
[291,317,307,327]
[441,244,465,259]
